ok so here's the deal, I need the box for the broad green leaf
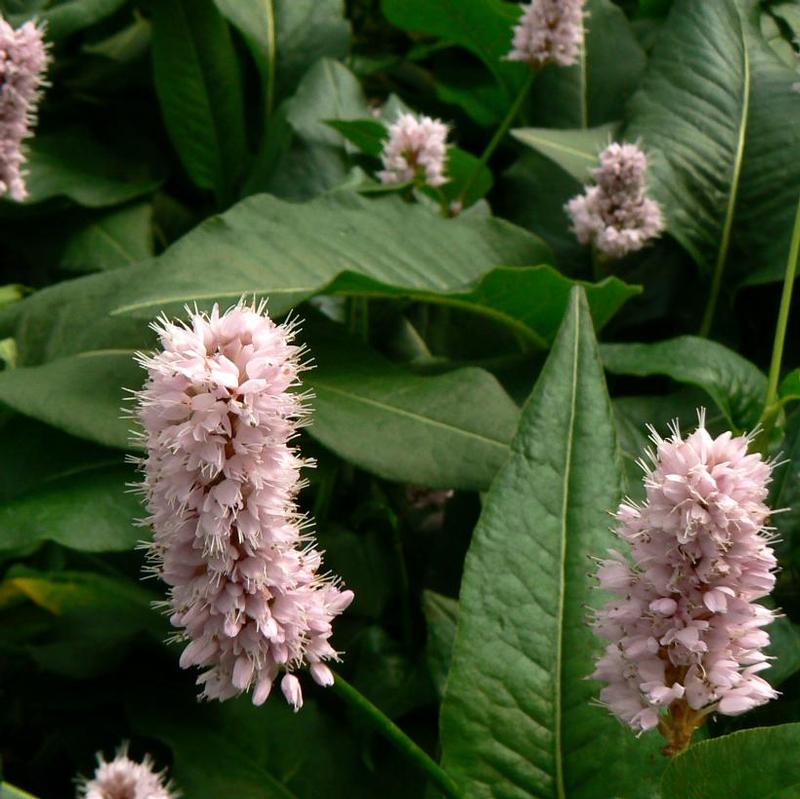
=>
[325,265,640,348]
[305,319,519,491]
[0,331,516,490]
[259,59,369,201]
[151,0,246,204]
[661,724,800,798]
[496,151,587,271]
[440,288,663,799]
[422,590,458,698]
[0,193,548,366]
[510,124,616,183]
[601,336,767,430]
[770,407,800,562]
[60,202,153,272]
[4,568,163,678]
[780,368,800,402]
[765,615,800,686]
[0,349,140,448]
[131,693,422,799]
[529,0,646,128]
[380,0,523,99]
[625,0,800,286]
[0,465,141,552]
[90,193,552,321]
[9,0,128,39]
[214,0,350,109]
[15,128,160,208]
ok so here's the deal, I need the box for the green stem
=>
[330,672,464,799]
[765,193,800,410]
[755,192,800,450]
[458,70,536,204]
[1,783,41,799]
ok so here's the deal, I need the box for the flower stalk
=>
[331,671,464,799]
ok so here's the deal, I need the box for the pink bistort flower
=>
[378,113,449,188]
[77,745,176,799]
[0,15,48,201]
[566,141,664,259]
[591,412,778,754]
[133,301,353,711]
[506,0,586,68]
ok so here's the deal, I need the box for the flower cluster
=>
[378,112,449,188]
[77,745,176,799]
[134,301,353,711]
[591,413,778,743]
[566,141,664,259]
[506,0,586,68]
[0,15,48,201]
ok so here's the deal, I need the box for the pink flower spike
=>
[377,113,449,188]
[77,744,176,799]
[506,0,586,68]
[590,411,779,753]
[133,300,353,710]
[566,141,664,259]
[0,16,48,201]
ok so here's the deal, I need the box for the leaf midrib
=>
[311,380,511,451]
[553,299,580,799]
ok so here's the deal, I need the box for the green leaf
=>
[380,0,524,99]
[23,0,128,39]
[131,693,422,799]
[765,614,800,686]
[4,568,163,678]
[770,406,800,562]
[78,193,550,323]
[625,0,800,286]
[0,465,141,552]
[0,193,549,367]
[60,202,153,272]
[510,124,616,183]
[0,784,39,799]
[528,0,646,128]
[214,1,350,110]
[262,59,369,200]
[0,349,141,448]
[422,590,458,699]
[325,265,639,348]
[305,319,520,491]
[661,724,800,799]
[17,128,160,208]
[601,336,768,430]
[440,288,663,799]
[151,0,247,204]
[780,368,800,402]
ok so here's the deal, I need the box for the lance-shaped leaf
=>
[151,0,246,205]
[0,335,519,491]
[661,724,800,799]
[440,288,663,798]
[625,0,800,286]
[600,336,767,430]
[0,193,549,366]
[510,124,616,183]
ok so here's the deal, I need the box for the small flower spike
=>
[0,15,48,201]
[566,141,664,259]
[590,412,778,755]
[77,745,176,799]
[506,0,586,68]
[377,112,449,188]
[133,300,353,711]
